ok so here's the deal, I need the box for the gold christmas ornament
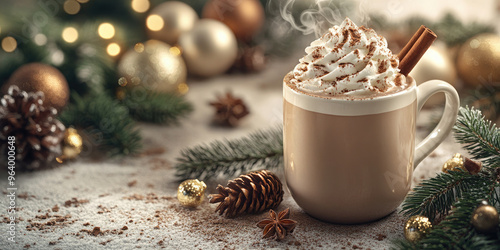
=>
[58,128,83,162]
[442,153,483,174]
[471,202,499,233]
[456,33,500,88]
[2,63,69,111]
[146,1,198,46]
[117,40,187,94]
[202,0,265,41]
[179,19,238,77]
[404,215,432,243]
[411,43,459,107]
[177,179,207,207]
[442,153,465,173]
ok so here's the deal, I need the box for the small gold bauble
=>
[442,153,465,173]
[411,43,459,107]
[146,1,198,45]
[63,128,83,160]
[404,215,432,243]
[177,179,207,207]
[202,0,265,41]
[56,128,83,163]
[2,63,69,111]
[456,33,500,88]
[117,40,187,94]
[471,204,499,233]
[179,20,238,77]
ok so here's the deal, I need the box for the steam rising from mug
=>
[272,0,370,38]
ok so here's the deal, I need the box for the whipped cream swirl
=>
[290,18,405,97]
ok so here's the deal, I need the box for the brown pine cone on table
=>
[209,170,284,217]
[0,85,66,170]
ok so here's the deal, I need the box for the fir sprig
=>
[397,106,500,249]
[454,106,500,167]
[120,89,193,124]
[59,93,141,156]
[175,126,283,180]
[401,169,478,222]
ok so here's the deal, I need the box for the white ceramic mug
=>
[283,75,459,224]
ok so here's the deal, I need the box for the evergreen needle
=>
[175,126,283,180]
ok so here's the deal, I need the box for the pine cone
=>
[209,92,249,127]
[208,170,284,217]
[0,85,65,170]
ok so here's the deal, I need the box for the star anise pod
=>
[257,208,297,241]
[209,92,249,127]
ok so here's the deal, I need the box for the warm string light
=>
[98,23,115,39]
[34,34,47,46]
[169,46,181,56]
[1,36,17,52]
[146,14,164,31]
[131,0,150,13]
[134,42,145,53]
[107,43,121,57]
[64,0,81,15]
[62,27,79,43]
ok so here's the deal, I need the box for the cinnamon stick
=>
[398,26,437,76]
[398,25,426,61]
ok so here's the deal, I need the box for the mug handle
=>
[414,80,460,168]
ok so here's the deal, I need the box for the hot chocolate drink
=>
[283,18,460,224]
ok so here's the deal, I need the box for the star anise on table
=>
[257,208,297,241]
[209,92,249,127]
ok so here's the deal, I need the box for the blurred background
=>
[0,0,500,167]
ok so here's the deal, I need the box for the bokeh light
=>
[107,43,121,57]
[146,14,164,31]
[62,27,79,43]
[177,83,189,95]
[98,23,116,39]
[131,0,150,13]
[170,46,181,56]
[77,0,89,3]
[134,42,145,53]
[64,0,81,15]
[34,34,48,46]
[1,36,17,52]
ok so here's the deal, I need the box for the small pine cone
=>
[208,170,284,217]
[0,85,65,170]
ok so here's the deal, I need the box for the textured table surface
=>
[0,52,466,249]
[1,1,496,248]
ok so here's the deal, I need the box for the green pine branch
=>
[120,89,193,124]
[401,169,478,222]
[396,106,500,249]
[175,126,283,180]
[454,106,500,167]
[59,92,141,156]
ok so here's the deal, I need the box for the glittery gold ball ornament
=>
[60,128,83,161]
[404,215,432,243]
[146,1,198,45]
[456,33,500,88]
[202,0,265,41]
[411,43,458,107]
[2,63,69,111]
[177,179,207,207]
[442,153,465,173]
[471,202,499,233]
[179,19,238,77]
[117,40,187,94]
